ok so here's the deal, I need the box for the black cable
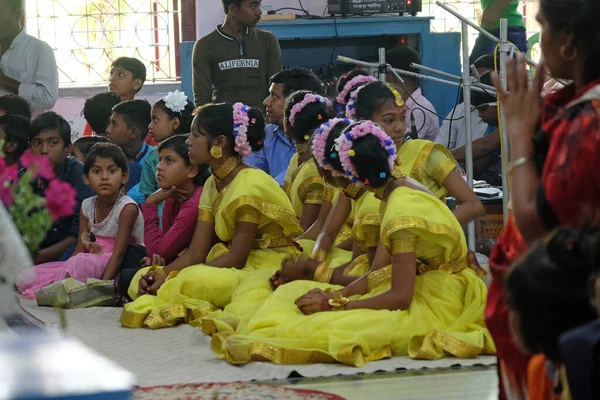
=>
[447,81,463,149]
[392,74,466,122]
[322,4,329,17]
[413,108,426,135]
[273,7,309,15]
[298,0,308,13]
[329,15,339,65]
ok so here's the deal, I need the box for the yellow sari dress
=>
[286,155,325,218]
[211,186,495,366]
[120,168,303,329]
[399,139,457,200]
[341,189,381,277]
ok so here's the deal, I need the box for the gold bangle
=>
[311,248,327,263]
[508,157,532,174]
[313,263,333,283]
[324,288,349,310]
[165,270,179,281]
[149,266,166,276]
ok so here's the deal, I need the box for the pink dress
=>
[18,195,144,299]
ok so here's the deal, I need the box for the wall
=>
[198,0,328,37]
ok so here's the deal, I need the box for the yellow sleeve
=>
[235,205,262,224]
[298,176,325,205]
[323,185,334,203]
[198,178,216,222]
[389,230,417,255]
[426,144,458,186]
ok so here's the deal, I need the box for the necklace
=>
[94,192,122,224]
[370,165,406,200]
[212,157,241,181]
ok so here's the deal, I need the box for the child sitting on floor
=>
[83,92,122,137]
[0,94,31,119]
[28,112,94,264]
[117,134,209,299]
[139,91,194,202]
[0,114,30,166]
[71,136,109,163]
[108,57,146,102]
[17,143,145,299]
[505,226,599,399]
[106,100,152,204]
[68,57,147,140]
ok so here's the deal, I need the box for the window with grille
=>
[25,0,184,86]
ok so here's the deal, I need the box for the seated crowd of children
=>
[3,45,599,400]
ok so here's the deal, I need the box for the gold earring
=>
[210,146,223,159]
[560,45,578,61]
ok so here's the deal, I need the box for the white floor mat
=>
[18,297,497,388]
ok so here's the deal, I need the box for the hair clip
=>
[364,178,370,185]
[379,172,387,179]
[348,149,356,157]
[317,114,323,120]
[304,135,310,141]
[257,141,263,145]
[251,118,257,124]
[330,152,338,159]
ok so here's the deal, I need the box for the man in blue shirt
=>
[245,68,324,186]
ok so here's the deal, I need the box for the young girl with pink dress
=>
[18,143,144,299]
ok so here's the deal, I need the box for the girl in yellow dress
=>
[272,118,382,288]
[349,81,484,225]
[120,103,303,329]
[211,120,495,366]
[281,91,331,231]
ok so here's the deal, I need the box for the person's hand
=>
[138,271,155,296]
[295,288,331,315]
[492,54,545,148]
[146,273,166,295]
[146,254,165,267]
[138,270,167,296]
[169,187,191,202]
[147,187,174,204]
[270,258,319,289]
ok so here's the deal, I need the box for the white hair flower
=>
[163,90,188,113]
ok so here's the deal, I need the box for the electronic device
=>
[328,0,422,17]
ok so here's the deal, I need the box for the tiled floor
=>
[285,366,499,400]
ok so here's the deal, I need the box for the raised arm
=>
[492,57,547,243]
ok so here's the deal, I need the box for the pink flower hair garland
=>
[312,118,353,177]
[288,93,331,127]
[345,84,369,120]
[335,120,397,185]
[335,75,377,105]
[232,102,253,157]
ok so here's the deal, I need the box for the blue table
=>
[181,16,461,120]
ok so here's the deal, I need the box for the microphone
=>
[409,111,418,140]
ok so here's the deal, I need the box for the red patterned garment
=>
[486,79,600,400]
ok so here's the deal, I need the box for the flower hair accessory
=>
[345,85,368,120]
[335,121,397,185]
[162,90,188,113]
[312,118,352,173]
[336,75,377,105]
[232,102,253,158]
[289,93,331,127]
